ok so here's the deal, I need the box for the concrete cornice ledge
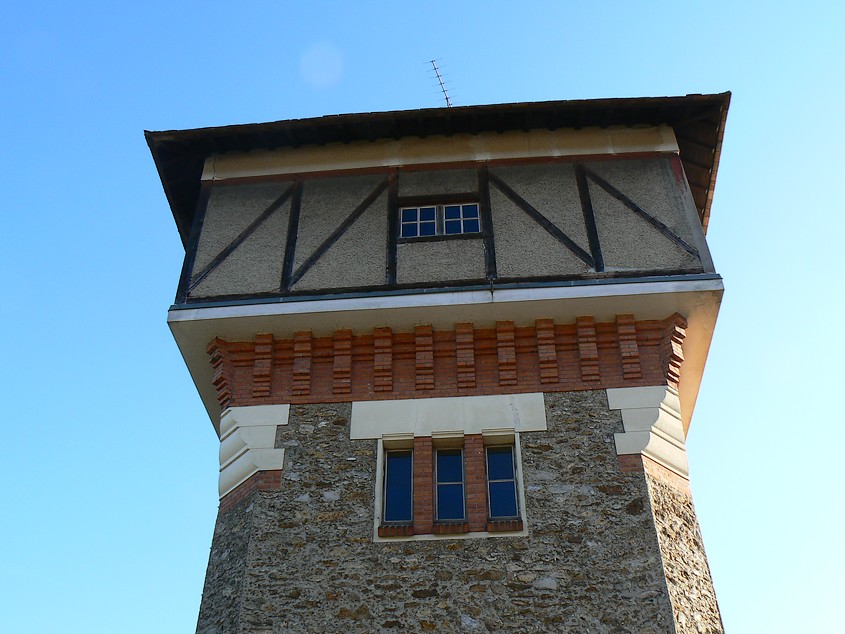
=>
[608,386,688,479]
[218,404,290,498]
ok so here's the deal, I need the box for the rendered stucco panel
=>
[490,183,590,279]
[492,164,590,248]
[398,169,477,197]
[588,159,698,245]
[397,238,486,285]
[293,191,389,291]
[190,206,289,298]
[193,181,292,273]
[294,174,386,272]
[589,179,701,272]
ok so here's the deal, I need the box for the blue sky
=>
[1,1,843,632]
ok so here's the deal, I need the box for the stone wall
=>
[643,457,724,633]
[196,391,689,633]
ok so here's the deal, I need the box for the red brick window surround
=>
[377,434,525,539]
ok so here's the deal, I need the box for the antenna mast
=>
[430,60,452,107]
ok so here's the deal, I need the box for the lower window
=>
[383,450,413,523]
[377,434,525,538]
[486,446,519,519]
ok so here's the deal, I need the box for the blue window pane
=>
[401,224,418,238]
[486,447,514,480]
[437,449,463,482]
[384,452,413,522]
[419,221,436,236]
[444,205,461,220]
[437,483,465,520]
[489,481,518,518]
[420,207,436,221]
[402,208,418,223]
[444,220,462,234]
[463,219,480,233]
[463,204,479,218]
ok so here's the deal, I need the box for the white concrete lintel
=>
[351,393,547,440]
[608,386,689,478]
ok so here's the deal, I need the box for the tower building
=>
[147,93,729,633]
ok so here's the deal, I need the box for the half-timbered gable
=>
[177,128,712,303]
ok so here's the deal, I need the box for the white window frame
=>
[399,202,481,239]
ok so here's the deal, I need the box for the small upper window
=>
[435,448,466,521]
[486,446,519,519]
[400,203,480,238]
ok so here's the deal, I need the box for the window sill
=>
[378,524,414,538]
[397,233,483,244]
[487,519,524,533]
[432,522,470,535]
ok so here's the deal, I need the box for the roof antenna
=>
[430,60,453,107]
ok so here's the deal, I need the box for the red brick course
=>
[412,437,433,535]
[206,314,687,408]
[219,469,283,514]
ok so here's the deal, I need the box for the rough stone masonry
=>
[196,391,722,633]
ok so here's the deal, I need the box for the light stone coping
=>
[607,386,689,478]
[203,125,679,180]
[350,393,547,440]
[218,404,290,499]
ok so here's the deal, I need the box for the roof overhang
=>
[168,275,723,436]
[147,93,730,247]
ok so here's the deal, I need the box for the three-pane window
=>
[399,203,480,238]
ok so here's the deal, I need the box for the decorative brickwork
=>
[663,314,687,389]
[373,327,393,392]
[412,437,433,535]
[207,314,687,409]
[431,522,469,535]
[252,333,274,398]
[616,315,642,380]
[463,435,488,532]
[618,453,646,473]
[332,330,352,395]
[487,518,524,533]
[536,318,559,384]
[207,338,232,409]
[218,469,283,515]
[455,322,476,389]
[377,524,413,538]
[496,321,517,386]
[414,325,434,391]
[292,331,311,396]
[576,316,600,382]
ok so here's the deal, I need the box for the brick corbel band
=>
[218,404,289,498]
[206,314,688,408]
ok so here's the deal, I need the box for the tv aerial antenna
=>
[430,59,453,107]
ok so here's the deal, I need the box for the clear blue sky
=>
[1,1,842,632]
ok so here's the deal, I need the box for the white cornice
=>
[608,386,688,478]
[218,405,289,499]
[202,125,679,181]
